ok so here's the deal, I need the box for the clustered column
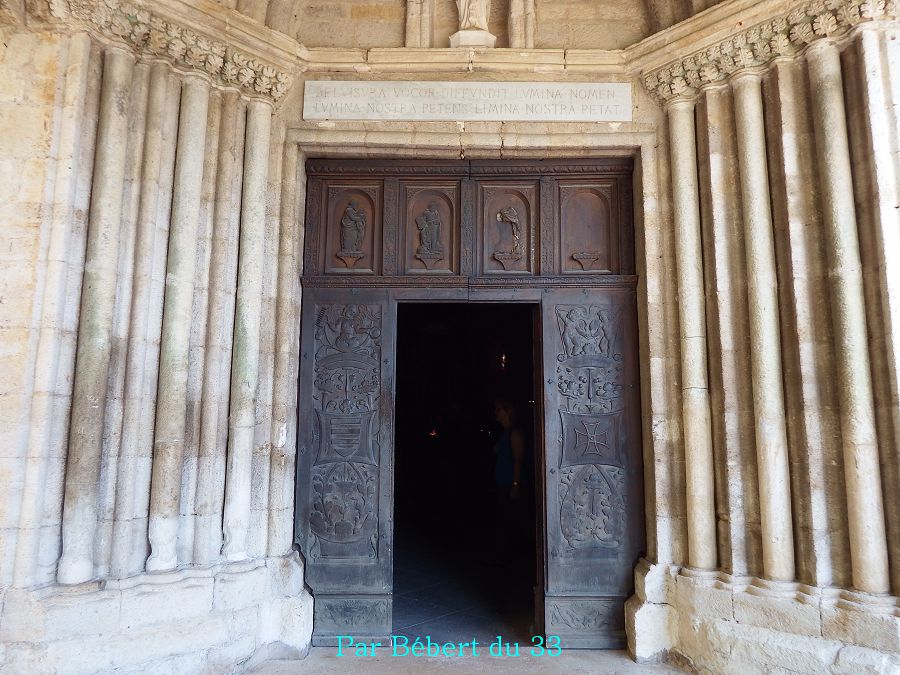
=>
[147,75,211,571]
[806,39,890,595]
[658,28,896,593]
[55,41,284,583]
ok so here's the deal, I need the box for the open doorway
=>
[393,303,542,643]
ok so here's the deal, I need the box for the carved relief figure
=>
[493,205,524,270]
[558,306,615,358]
[497,206,523,254]
[415,202,444,255]
[456,0,491,31]
[414,202,446,270]
[336,200,367,268]
[340,200,366,253]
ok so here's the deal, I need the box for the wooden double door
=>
[295,159,644,648]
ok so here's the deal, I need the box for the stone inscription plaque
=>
[304,81,633,122]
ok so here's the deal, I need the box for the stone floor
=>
[251,534,681,674]
[253,647,682,673]
[390,532,536,646]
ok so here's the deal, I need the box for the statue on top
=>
[456,0,490,32]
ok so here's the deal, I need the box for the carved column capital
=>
[642,0,900,105]
[54,0,292,103]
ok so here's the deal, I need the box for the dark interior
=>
[392,303,540,643]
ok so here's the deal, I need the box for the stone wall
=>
[294,0,406,48]
[0,3,312,670]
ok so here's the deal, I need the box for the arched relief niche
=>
[402,183,459,274]
[325,186,382,274]
[560,183,618,274]
[480,182,538,274]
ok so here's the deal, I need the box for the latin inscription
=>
[304,81,632,122]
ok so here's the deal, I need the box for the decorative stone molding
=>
[56,0,292,102]
[643,0,900,104]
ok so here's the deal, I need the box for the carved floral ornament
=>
[643,0,900,104]
[55,0,292,102]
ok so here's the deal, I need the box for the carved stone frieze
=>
[643,0,900,104]
[56,0,292,102]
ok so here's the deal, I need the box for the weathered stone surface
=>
[625,595,676,662]
[822,602,900,653]
[733,589,821,637]
[0,558,313,673]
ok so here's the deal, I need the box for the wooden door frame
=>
[295,157,645,648]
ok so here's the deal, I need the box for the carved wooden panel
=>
[382,177,400,275]
[539,177,557,275]
[322,183,382,275]
[297,288,395,645]
[559,181,618,274]
[479,181,538,275]
[540,288,644,648]
[304,177,324,276]
[304,159,634,280]
[401,181,459,275]
[460,178,476,277]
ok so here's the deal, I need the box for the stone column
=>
[222,100,272,561]
[405,0,433,48]
[509,0,525,48]
[695,86,760,576]
[524,0,535,49]
[764,58,847,588]
[12,33,93,588]
[109,61,173,578]
[57,48,134,585]
[730,72,795,582]
[405,0,422,47]
[268,141,300,556]
[420,0,432,48]
[193,92,245,565]
[806,39,890,594]
[146,75,210,572]
[667,99,717,570]
[856,25,900,594]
